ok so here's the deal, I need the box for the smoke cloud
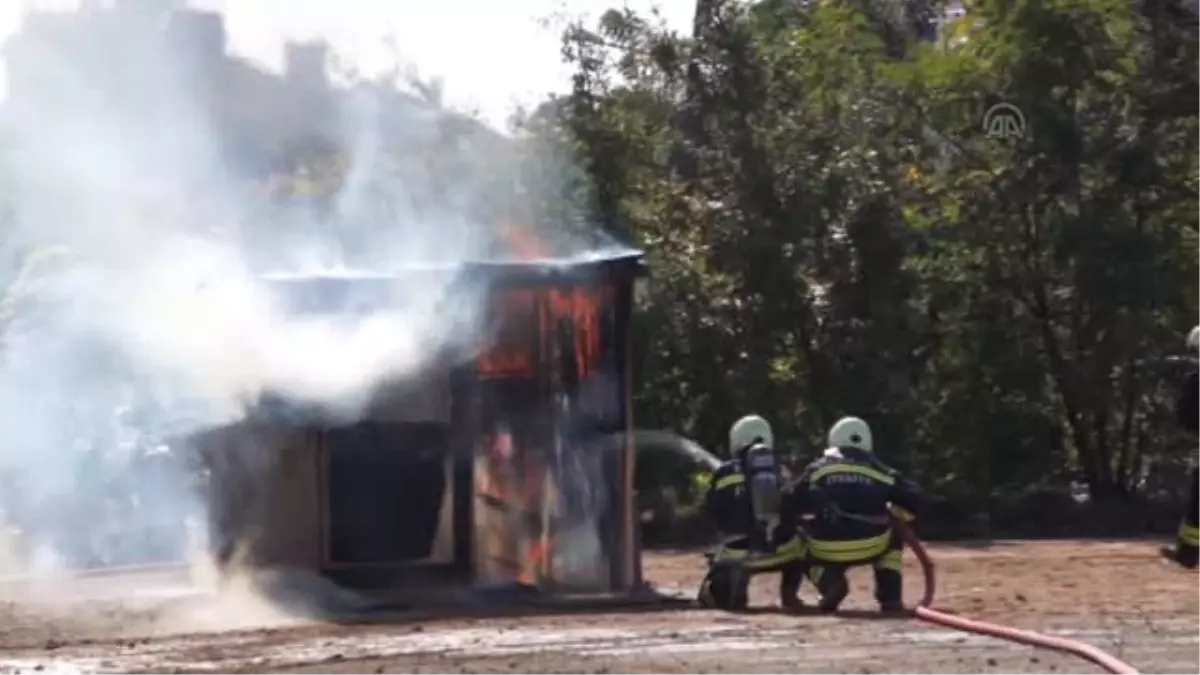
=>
[0,1,525,574]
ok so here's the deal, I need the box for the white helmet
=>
[1187,325,1199,351]
[729,414,773,452]
[828,416,872,452]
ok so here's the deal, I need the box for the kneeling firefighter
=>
[698,415,806,610]
[791,416,921,612]
[1161,326,1199,569]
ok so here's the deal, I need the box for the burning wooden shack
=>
[188,252,646,598]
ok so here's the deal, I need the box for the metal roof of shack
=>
[261,249,645,285]
[262,249,647,314]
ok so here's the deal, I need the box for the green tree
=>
[542,0,1197,526]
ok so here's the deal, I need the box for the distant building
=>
[1,2,350,177]
[1,0,529,267]
[2,2,509,183]
[285,40,330,92]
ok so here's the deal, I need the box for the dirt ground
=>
[0,540,1196,674]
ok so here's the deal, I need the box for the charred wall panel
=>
[470,281,629,591]
[199,423,322,570]
[325,422,449,565]
[257,429,323,569]
[471,289,542,585]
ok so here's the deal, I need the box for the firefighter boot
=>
[779,562,805,611]
[873,547,906,612]
[1179,542,1199,569]
[874,567,905,612]
[1160,543,1198,569]
[1161,522,1198,569]
[1161,476,1198,570]
[699,564,750,611]
[808,565,849,613]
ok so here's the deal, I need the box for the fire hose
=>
[892,518,1140,675]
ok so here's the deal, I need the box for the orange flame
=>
[477,429,558,587]
[477,289,537,378]
[479,223,611,380]
[500,222,550,259]
[542,286,613,379]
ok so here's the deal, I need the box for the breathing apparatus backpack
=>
[742,441,784,550]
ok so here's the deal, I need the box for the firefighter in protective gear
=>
[791,416,921,613]
[1162,326,1199,569]
[698,415,806,611]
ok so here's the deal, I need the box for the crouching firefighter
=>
[1162,326,1199,569]
[698,415,806,611]
[791,416,921,613]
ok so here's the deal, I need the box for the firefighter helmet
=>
[828,416,873,452]
[729,414,773,453]
[1187,325,1199,351]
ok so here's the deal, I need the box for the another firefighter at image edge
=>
[1161,325,1199,569]
[698,415,806,611]
[790,416,923,612]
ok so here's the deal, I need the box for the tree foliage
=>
[535,0,1198,523]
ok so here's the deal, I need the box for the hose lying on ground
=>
[893,519,1140,675]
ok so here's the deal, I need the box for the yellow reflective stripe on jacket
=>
[889,504,916,522]
[808,530,892,563]
[1179,523,1200,547]
[714,473,745,491]
[874,548,903,572]
[810,463,895,486]
[719,536,806,569]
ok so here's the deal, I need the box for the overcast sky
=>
[0,0,695,128]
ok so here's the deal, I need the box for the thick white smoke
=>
[0,3,509,573]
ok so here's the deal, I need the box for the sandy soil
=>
[0,540,1196,674]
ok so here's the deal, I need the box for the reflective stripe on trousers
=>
[806,534,901,584]
[1179,523,1200,547]
[807,529,892,563]
[874,547,903,571]
[716,536,806,570]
